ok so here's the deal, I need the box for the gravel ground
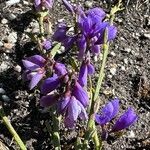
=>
[0,0,150,149]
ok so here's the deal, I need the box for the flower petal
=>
[72,82,89,107]
[54,62,67,76]
[95,99,119,125]
[40,94,58,107]
[77,34,87,60]
[43,39,52,50]
[62,0,74,13]
[87,63,95,74]
[41,75,60,95]
[86,8,106,23]
[44,0,53,9]
[78,63,88,87]
[22,60,40,71]
[29,72,45,90]
[26,55,46,67]
[112,108,138,132]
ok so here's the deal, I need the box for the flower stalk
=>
[0,107,27,150]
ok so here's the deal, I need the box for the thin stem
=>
[0,107,27,150]
[51,109,61,150]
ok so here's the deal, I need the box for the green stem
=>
[51,109,61,150]
[0,108,27,150]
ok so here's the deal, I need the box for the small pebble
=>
[0,62,8,72]
[0,88,6,94]
[121,66,126,71]
[128,130,135,138]
[0,41,3,47]
[110,51,116,56]
[8,14,16,20]
[123,58,128,64]
[110,67,116,75]
[143,33,150,39]
[14,65,22,72]
[85,1,93,8]
[124,48,131,53]
[2,95,10,102]
[1,18,8,24]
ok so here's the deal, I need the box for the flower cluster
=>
[34,0,53,10]
[95,99,138,140]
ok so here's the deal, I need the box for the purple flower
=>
[95,98,119,126]
[42,39,52,50]
[34,0,53,10]
[112,108,138,132]
[77,7,117,56]
[62,0,74,14]
[41,75,60,95]
[60,96,87,128]
[72,81,89,107]
[53,62,67,76]
[53,23,76,50]
[40,94,58,107]
[78,61,95,87]
[22,55,46,89]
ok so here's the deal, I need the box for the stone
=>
[1,18,8,24]
[128,130,135,138]
[7,32,17,43]
[0,62,8,72]
[2,95,10,102]
[0,88,6,94]
[143,33,150,39]
[14,65,21,72]
[85,1,93,8]
[110,67,116,75]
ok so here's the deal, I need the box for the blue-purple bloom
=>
[34,0,53,10]
[72,81,89,107]
[62,0,74,14]
[58,95,88,128]
[78,61,95,87]
[22,55,46,89]
[112,108,138,132]
[95,98,138,140]
[95,98,119,126]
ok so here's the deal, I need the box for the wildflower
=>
[34,0,53,10]
[59,95,88,128]
[41,74,60,95]
[78,60,95,87]
[95,98,119,126]
[112,108,138,132]
[95,98,138,140]
[40,94,59,107]
[72,81,89,107]
[22,55,46,89]
[53,23,76,50]
[77,7,117,57]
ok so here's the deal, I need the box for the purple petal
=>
[95,99,119,125]
[58,95,70,113]
[26,55,46,67]
[62,0,74,13]
[91,45,101,54]
[78,63,88,87]
[34,0,41,8]
[29,72,45,90]
[54,62,67,76]
[87,63,95,74]
[76,100,88,120]
[77,35,87,60]
[72,82,89,107]
[40,94,57,107]
[96,25,117,44]
[86,8,106,23]
[22,60,40,71]
[44,0,53,9]
[112,108,138,132]
[62,36,76,50]
[43,40,52,50]
[64,96,81,128]
[41,75,60,95]
[53,23,68,42]
[107,25,117,41]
